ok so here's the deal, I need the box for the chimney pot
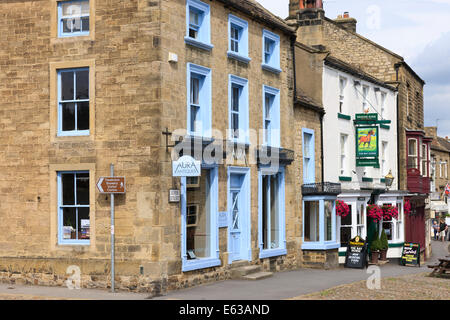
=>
[343,12,350,18]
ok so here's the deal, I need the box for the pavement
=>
[0,241,448,300]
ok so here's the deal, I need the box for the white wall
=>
[322,65,398,190]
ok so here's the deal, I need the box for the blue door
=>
[229,173,246,262]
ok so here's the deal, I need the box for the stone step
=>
[230,260,250,268]
[242,271,273,281]
[231,265,261,278]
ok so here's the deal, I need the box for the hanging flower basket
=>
[367,204,383,223]
[404,200,412,216]
[381,204,399,221]
[336,200,350,218]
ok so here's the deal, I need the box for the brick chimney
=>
[424,126,438,139]
[334,12,357,33]
[289,0,323,19]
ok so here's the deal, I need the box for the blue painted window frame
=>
[263,85,280,148]
[180,165,220,272]
[302,195,340,250]
[229,75,249,144]
[258,166,287,259]
[57,171,90,245]
[302,128,315,184]
[58,0,90,38]
[227,166,252,264]
[185,0,213,51]
[227,15,250,63]
[187,63,212,138]
[57,67,90,137]
[262,29,281,74]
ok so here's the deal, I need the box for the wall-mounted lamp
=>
[385,170,395,189]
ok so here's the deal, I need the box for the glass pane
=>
[62,207,77,239]
[262,176,269,249]
[61,71,74,101]
[76,70,89,100]
[382,222,393,241]
[76,173,89,205]
[232,86,240,112]
[61,173,75,205]
[78,207,90,240]
[232,192,239,230]
[341,204,352,225]
[81,1,90,15]
[190,77,199,105]
[71,17,82,33]
[62,19,72,33]
[304,201,319,242]
[189,28,198,39]
[232,113,239,138]
[62,103,76,131]
[265,94,272,118]
[189,10,199,26]
[340,226,352,247]
[62,2,81,16]
[325,200,333,241]
[190,105,199,133]
[81,17,89,31]
[77,102,89,131]
[270,175,279,249]
[186,169,211,259]
[304,133,311,157]
[409,140,416,156]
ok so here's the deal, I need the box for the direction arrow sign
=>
[97,177,126,194]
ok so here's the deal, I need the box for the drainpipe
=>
[291,36,297,106]
[320,112,325,184]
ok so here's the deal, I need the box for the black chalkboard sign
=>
[344,236,368,269]
[400,243,420,267]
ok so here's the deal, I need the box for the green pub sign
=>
[355,113,378,122]
[356,126,379,167]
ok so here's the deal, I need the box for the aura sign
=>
[172,155,201,177]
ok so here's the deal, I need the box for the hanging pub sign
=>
[400,243,421,267]
[344,236,368,269]
[172,155,201,177]
[355,113,378,122]
[356,126,379,168]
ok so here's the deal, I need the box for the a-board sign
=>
[400,243,420,267]
[344,236,368,269]
[97,177,126,194]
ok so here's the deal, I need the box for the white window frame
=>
[187,63,212,138]
[339,77,347,114]
[380,91,387,119]
[340,134,348,176]
[362,85,369,113]
[408,138,418,169]
[58,0,90,38]
[381,141,388,176]
[57,171,90,245]
[228,75,249,144]
[227,15,250,63]
[57,67,90,136]
[185,0,213,51]
[262,29,281,74]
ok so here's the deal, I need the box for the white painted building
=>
[322,56,406,262]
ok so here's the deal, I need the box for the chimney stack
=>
[289,0,323,19]
[334,12,357,33]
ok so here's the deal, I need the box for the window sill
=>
[339,176,352,182]
[57,131,90,137]
[261,63,282,74]
[227,51,251,64]
[362,177,373,182]
[380,124,390,130]
[184,37,214,51]
[182,258,221,272]
[59,32,90,38]
[302,242,340,250]
[259,248,287,259]
[58,240,90,246]
[337,113,351,121]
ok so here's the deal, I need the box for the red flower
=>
[335,200,350,218]
[404,200,411,216]
[381,204,399,221]
[367,204,383,222]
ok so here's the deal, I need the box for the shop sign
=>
[355,113,378,122]
[97,177,126,194]
[400,243,420,267]
[173,155,201,177]
[344,236,368,269]
[356,126,379,167]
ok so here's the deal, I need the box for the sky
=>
[256,0,450,138]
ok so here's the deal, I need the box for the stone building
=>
[287,0,432,260]
[425,127,450,221]
[0,0,329,295]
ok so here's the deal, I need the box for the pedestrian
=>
[439,218,448,243]
[432,220,439,240]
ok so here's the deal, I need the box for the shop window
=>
[58,0,90,37]
[262,29,281,74]
[58,171,90,244]
[228,75,249,143]
[58,68,90,136]
[185,0,213,51]
[259,168,286,258]
[302,197,339,250]
[187,63,211,137]
[182,167,220,271]
[227,15,250,63]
